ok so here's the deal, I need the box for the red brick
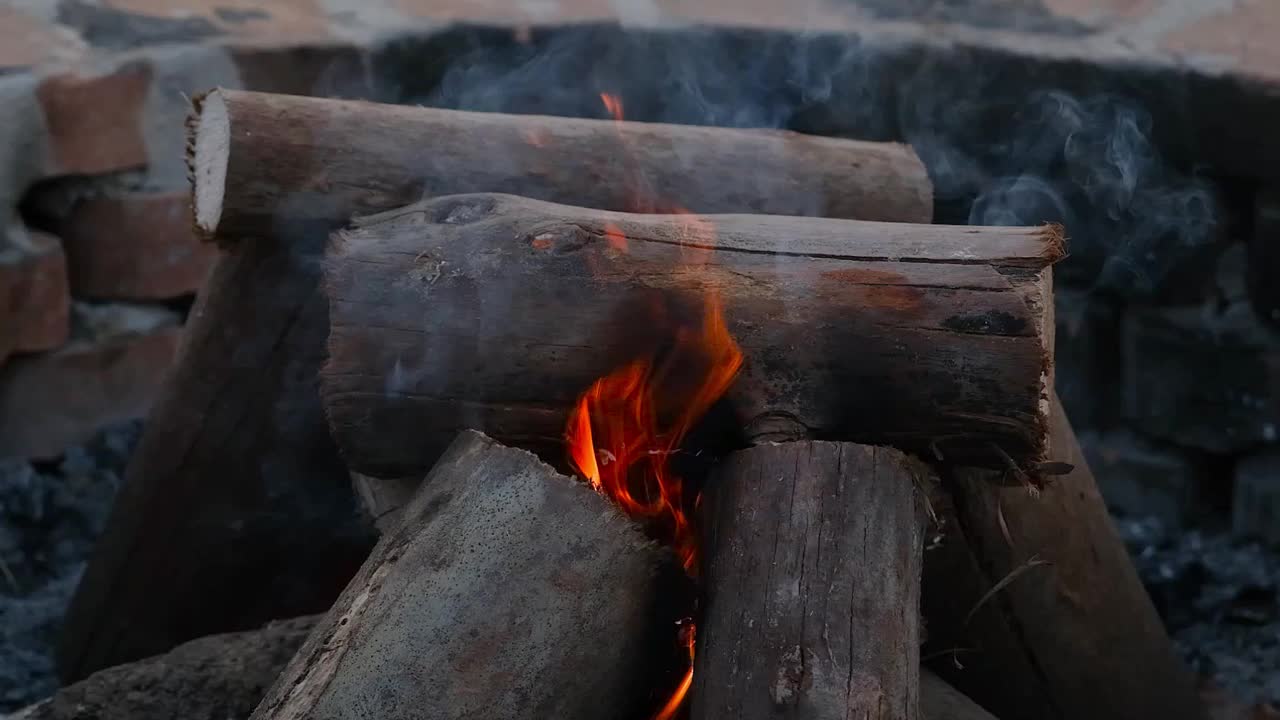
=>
[0,230,70,364]
[36,62,151,176]
[0,304,181,459]
[58,192,218,300]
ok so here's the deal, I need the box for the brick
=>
[0,303,181,460]
[0,230,70,364]
[36,62,151,176]
[0,5,86,72]
[1123,303,1280,454]
[1081,428,1214,528]
[1233,449,1280,545]
[56,191,217,300]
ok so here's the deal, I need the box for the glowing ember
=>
[561,91,743,720]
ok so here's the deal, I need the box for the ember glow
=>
[561,92,744,720]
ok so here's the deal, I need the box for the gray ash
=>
[0,422,140,713]
[1117,515,1280,708]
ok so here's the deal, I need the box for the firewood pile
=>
[29,90,1211,720]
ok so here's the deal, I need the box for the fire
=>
[565,293,741,574]
[561,91,743,720]
[600,92,624,122]
[652,622,696,720]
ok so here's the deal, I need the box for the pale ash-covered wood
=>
[692,441,927,720]
[921,394,1207,720]
[322,193,1062,480]
[187,89,933,242]
[250,430,670,720]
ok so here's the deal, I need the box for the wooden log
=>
[920,393,1207,720]
[323,193,1061,480]
[251,430,673,720]
[691,441,927,720]
[14,616,319,720]
[189,89,933,244]
[920,671,999,720]
[341,475,997,720]
[56,86,934,682]
[56,221,377,683]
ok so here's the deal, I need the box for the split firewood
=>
[12,616,318,720]
[188,89,933,244]
[323,193,1061,480]
[921,393,1207,720]
[251,430,675,720]
[58,90,936,682]
[691,441,927,720]
[920,671,999,720]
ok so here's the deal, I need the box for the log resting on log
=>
[692,441,927,720]
[189,89,933,244]
[251,430,674,720]
[322,193,1062,480]
[56,87,934,682]
[14,616,319,720]
[921,393,1207,720]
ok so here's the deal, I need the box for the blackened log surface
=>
[919,670,998,720]
[57,223,376,683]
[15,616,318,720]
[322,193,1060,479]
[191,89,932,242]
[692,441,926,720]
[921,393,1207,720]
[251,430,671,720]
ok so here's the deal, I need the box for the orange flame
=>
[652,622,696,720]
[563,90,741,720]
[565,293,741,574]
[600,92,624,121]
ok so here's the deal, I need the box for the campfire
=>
[122,87,1210,720]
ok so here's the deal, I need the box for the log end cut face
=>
[190,89,230,240]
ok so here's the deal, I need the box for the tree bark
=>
[691,441,927,720]
[323,193,1061,480]
[920,393,1207,720]
[188,89,933,244]
[15,616,319,720]
[251,430,674,720]
[57,221,376,683]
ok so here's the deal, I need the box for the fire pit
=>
[51,89,1191,720]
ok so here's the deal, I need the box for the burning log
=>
[322,193,1062,480]
[58,91,935,682]
[921,393,1208,720]
[250,429,674,720]
[189,89,933,244]
[692,442,927,720]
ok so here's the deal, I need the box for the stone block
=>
[1233,450,1280,545]
[35,62,151,176]
[0,229,70,365]
[56,191,217,300]
[1053,286,1122,428]
[1123,303,1280,454]
[0,303,182,460]
[1081,428,1214,528]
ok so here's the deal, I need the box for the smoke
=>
[416,25,1219,297]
